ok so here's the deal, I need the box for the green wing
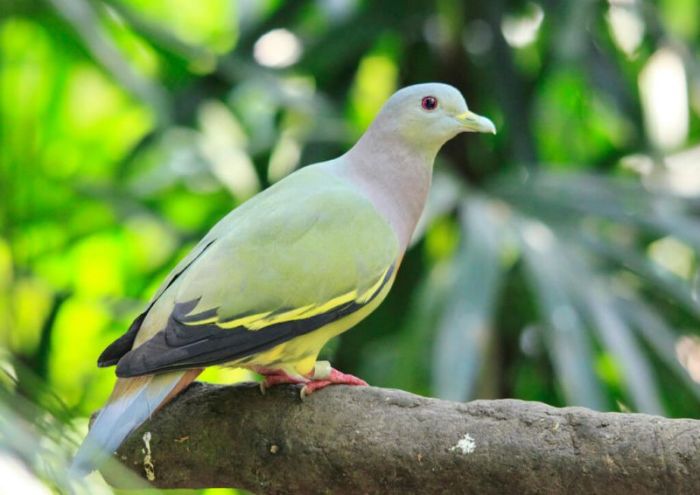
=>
[112,166,400,377]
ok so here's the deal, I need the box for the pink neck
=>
[331,126,437,250]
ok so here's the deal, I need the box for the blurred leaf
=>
[360,258,455,393]
[495,173,700,250]
[534,70,631,164]
[617,297,700,403]
[577,281,665,415]
[517,218,607,409]
[348,35,399,134]
[0,363,154,494]
[658,0,699,39]
[582,235,700,319]
[412,168,464,246]
[432,197,505,401]
[48,0,170,123]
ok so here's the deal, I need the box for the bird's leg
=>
[300,360,368,398]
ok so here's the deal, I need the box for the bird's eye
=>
[421,96,438,111]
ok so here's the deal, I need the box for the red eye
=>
[421,96,438,111]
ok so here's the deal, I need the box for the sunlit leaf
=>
[348,36,399,134]
[119,0,238,53]
[71,233,127,297]
[49,0,170,122]
[123,214,178,273]
[8,278,53,354]
[49,297,116,411]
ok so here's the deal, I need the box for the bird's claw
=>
[300,381,329,400]
[299,367,368,399]
[258,370,304,395]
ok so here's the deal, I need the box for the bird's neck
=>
[332,128,439,250]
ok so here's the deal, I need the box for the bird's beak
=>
[455,110,496,134]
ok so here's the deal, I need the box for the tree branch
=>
[109,382,700,494]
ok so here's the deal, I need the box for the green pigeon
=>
[71,82,495,475]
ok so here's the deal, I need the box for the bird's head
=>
[373,83,496,151]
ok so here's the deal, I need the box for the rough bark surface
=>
[110,382,700,494]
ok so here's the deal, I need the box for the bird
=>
[70,82,495,476]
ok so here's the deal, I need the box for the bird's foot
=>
[255,362,368,397]
[258,369,305,394]
[300,364,368,399]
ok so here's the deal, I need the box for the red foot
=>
[256,364,368,397]
[301,368,368,398]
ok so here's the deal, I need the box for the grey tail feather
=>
[69,372,185,477]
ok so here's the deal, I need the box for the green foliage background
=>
[2,0,700,493]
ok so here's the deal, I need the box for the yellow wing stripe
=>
[182,265,393,331]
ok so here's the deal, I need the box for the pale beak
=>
[455,110,496,134]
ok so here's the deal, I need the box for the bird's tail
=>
[69,369,201,477]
